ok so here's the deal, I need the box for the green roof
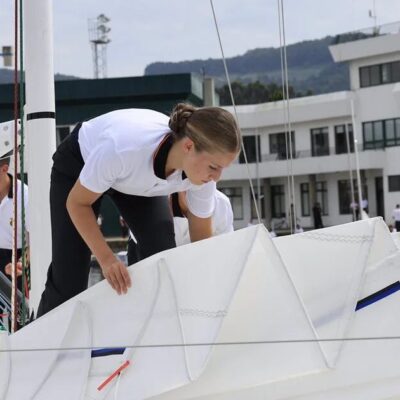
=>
[0,73,204,124]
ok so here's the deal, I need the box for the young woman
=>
[37,103,240,317]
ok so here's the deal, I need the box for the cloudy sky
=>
[1,0,400,79]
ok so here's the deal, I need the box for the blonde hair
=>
[169,103,240,154]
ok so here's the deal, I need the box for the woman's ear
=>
[182,137,194,154]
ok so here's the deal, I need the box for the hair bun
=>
[169,103,196,134]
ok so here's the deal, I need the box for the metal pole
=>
[345,125,357,220]
[350,98,364,217]
[256,130,261,222]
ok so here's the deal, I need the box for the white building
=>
[219,24,400,231]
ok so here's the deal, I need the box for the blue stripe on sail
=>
[91,348,126,358]
[356,281,400,311]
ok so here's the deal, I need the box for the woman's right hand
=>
[100,256,132,295]
[66,180,132,295]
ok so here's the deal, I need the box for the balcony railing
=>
[333,21,400,45]
[239,144,384,163]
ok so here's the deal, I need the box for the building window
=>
[338,179,367,214]
[316,181,328,215]
[385,119,400,146]
[363,118,400,149]
[269,131,296,160]
[338,180,352,214]
[360,67,370,87]
[388,175,400,192]
[239,135,261,164]
[311,127,329,156]
[335,124,354,154]
[250,186,265,219]
[56,126,70,146]
[359,60,400,88]
[219,187,243,220]
[300,183,310,217]
[393,61,400,82]
[271,185,285,218]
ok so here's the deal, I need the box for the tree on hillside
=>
[216,80,306,106]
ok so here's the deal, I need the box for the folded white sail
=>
[0,218,399,400]
[166,218,400,400]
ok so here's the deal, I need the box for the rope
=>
[2,334,400,355]
[277,0,292,233]
[277,0,297,233]
[11,0,19,334]
[209,0,261,224]
[19,0,28,327]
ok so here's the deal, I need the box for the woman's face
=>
[181,139,237,185]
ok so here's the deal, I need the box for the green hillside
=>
[144,36,349,96]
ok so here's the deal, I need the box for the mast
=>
[24,0,56,313]
[344,124,356,221]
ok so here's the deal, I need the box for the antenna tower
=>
[88,14,111,79]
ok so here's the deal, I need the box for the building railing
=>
[239,144,384,163]
[333,21,400,45]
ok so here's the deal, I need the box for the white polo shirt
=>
[393,208,400,221]
[78,109,215,218]
[173,190,234,246]
[0,175,29,249]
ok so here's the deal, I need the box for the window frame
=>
[334,124,354,154]
[219,187,243,220]
[271,185,285,218]
[388,175,400,192]
[239,135,261,164]
[311,127,330,157]
[300,182,310,217]
[359,60,400,88]
[363,117,400,149]
[269,131,296,160]
[316,181,328,216]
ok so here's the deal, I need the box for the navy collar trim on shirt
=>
[153,134,187,181]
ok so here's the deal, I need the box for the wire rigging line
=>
[277,0,292,233]
[19,0,28,327]
[277,0,297,233]
[11,0,19,335]
[209,0,261,225]
[2,334,400,355]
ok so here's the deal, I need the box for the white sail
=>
[167,218,400,400]
[1,219,399,399]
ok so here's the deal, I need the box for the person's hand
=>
[100,256,131,295]
[5,261,23,277]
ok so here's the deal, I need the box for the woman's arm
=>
[187,210,213,242]
[67,179,131,294]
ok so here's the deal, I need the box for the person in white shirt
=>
[361,198,369,214]
[37,103,240,317]
[0,152,29,296]
[294,224,304,234]
[127,189,234,264]
[392,204,400,232]
[172,190,234,246]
